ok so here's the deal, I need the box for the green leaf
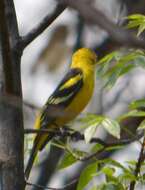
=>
[119,64,135,75]
[118,110,145,122]
[137,24,145,36]
[102,55,137,88]
[97,51,120,65]
[127,14,145,20]
[127,21,140,29]
[79,114,103,129]
[59,152,77,169]
[101,118,120,139]
[126,14,145,35]
[77,162,98,190]
[97,49,145,89]
[98,158,129,173]
[126,160,137,166]
[104,70,120,89]
[84,124,98,143]
[81,114,120,139]
[80,114,103,142]
[91,143,104,153]
[118,173,136,182]
[129,99,145,110]
[59,149,86,169]
[137,119,145,130]
[101,166,115,177]
[96,51,121,79]
[79,114,100,123]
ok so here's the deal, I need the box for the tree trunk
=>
[0,0,24,189]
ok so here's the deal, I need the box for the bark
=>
[0,0,24,189]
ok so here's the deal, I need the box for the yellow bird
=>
[25,48,97,179]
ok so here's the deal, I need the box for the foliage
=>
[126,14,145,36]
[96,49,145,89]
[80,114,120,142]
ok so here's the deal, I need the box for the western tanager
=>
[25,48,97,179]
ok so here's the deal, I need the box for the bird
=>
[25,48,97,179]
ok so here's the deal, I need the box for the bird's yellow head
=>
[71,48,97,69]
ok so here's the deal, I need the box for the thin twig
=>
[64,133,143,162]
[122,127,142,145]
[20,3,66,50]
[26,182,58,190]
[24,128,143,146]
[80,147,106,161]
[59,0,145,49]
[129,136,145,190]
[66,145,106,161]
[26,179,78,190]
[25,128,143,162]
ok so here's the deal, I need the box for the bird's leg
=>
[62,125,75,132]
[53,122,79,139]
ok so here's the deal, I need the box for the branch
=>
[59,0,145,49]
[26,179,78,190]
[63,132,143,162]
[65,145,106,161]
[24,128,143,147]
[20,3,66,50]
[25,128,143,162]
[24,126,143,161]
[129,136,145,190]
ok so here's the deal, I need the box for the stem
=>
[26,179,77,190]
[129,136,145,190]
[24,128,143,146]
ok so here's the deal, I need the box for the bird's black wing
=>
[40,67,83,128]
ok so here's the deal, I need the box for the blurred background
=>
[14,0,145,189]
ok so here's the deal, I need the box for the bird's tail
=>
[25,135,41,180]
[25,133,55,180]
